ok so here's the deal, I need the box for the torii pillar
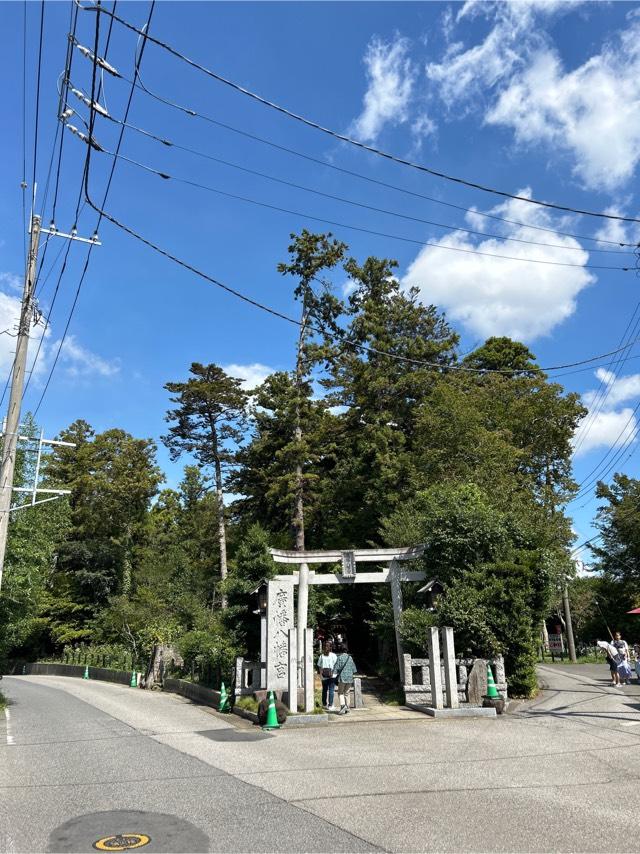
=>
[270,546,425,702]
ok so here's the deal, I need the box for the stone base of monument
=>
[406,703,497,718]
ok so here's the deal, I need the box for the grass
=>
[379,686,405,706]
[538,653,602,665]
[233,696,259,713]
[0,690,6,713]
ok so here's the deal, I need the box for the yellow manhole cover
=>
[93,834,151,851]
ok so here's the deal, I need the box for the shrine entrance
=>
[259,546,425,712]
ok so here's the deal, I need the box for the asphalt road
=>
[2,665,640,853]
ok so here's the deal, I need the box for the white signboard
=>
[548,633,564,654]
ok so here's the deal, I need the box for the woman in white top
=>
[317,641,337,710]
[612,631,631,685]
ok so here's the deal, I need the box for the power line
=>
[572,407,640,502]
[90,146,633,273]
[572,305,640,455]
[20,3,83,404]
[21,0,28,264]
[82,2,640,226]
[76,106,634,258]
[2,0,47,416]
[26,1,118,410]
[30,0,45,214]
[33,0,151,417]
[79,185,640,377]
[30,2,78,301]
[78,53,637,250]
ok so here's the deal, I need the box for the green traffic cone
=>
[486,663,500,699]
[262,691,280,731]
[83,665,89,680]
[218,681,230,713]
[130,670,137,688]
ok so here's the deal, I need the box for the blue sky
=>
[1,1,640,558]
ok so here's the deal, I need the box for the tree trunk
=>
[293,305,308,551]
[214,453,228,609]
[122,524,132,595]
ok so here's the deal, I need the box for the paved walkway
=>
[2,666,640,852]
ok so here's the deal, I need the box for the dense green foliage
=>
[563,475,640,649]
[0,232,593,697]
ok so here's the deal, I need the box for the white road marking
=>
[620,721,640,727]
[5,706,14,744]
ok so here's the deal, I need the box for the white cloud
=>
[351,36,415,142]
[486,15,640,190]
[427,22,521,106]
[0,273,120,387]
[573,407,637,457]
[574,366,640,457]
[583,368,640,410]
[593,206,640,250]
[426,2,640,191]
[0,272,23,294]
[58,335,120,378]
[341,279,357,298]
[426,1,571,108]
[411,113,436,143]
[401,190,594,341]
[0,288,48,382]
[223,362,274,391]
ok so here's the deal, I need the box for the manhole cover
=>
[198,728,273,742]
[48,811,208,853]
[94,834,150,851]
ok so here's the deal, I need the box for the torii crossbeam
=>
[269,545,426,690]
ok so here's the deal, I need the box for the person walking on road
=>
[334,642,357,715]
[317,641,337,711]
[612,630,631,685]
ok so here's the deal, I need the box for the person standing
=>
[612,630,631,685]
[317,641,337,710]
[334,642,357,715]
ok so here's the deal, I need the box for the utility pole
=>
[0,210,100,593]
[563,584,577,663]
[0,215,41,591]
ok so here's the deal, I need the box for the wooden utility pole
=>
[0,209,100,592]
[0,215,41,591]
[563,584,577,663]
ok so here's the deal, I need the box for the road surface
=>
[2,664,640,853]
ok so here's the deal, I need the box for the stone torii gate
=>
[266,545,425,712]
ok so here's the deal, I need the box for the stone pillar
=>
[467,659,487,706]
[296,562,310,688]
[353,676,363,709]
[287,629,298,713]
[427,627,443,710]
[304,628,314,713]
[266,578,294,692]
[494,655,507,699]
[402,654,412,686]
[441,626,459,709]
[389,560,405,682]
[260,615,267,688]
[234,656,244,697]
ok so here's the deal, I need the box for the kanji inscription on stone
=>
[265,578,294,690]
